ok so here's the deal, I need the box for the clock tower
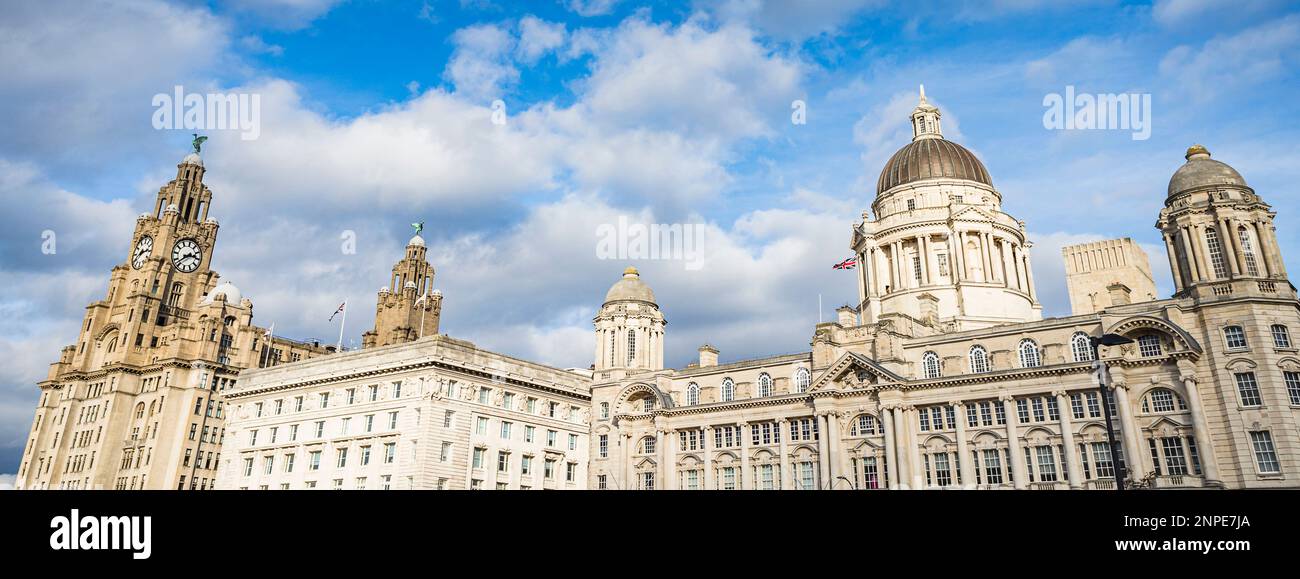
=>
[14,147,329,490]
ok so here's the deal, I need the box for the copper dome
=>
[876,137,992,195]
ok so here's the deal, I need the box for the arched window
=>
[106,337,118,353]
[599,402,609,419]
[627,329,636,365]
[922,351,941,379]
[686,383,700,406]
[1238,226,1260,276]
[849,414,878,436]
[1018,339,1041,368]
[134,402,145,419]
[641,436,656,454]
[1137,334,1163,357]
[969,346,989,373]
[1205,227,1228,279]
[1071,332,1094,362]
[1140,388,1187,413]
[721,378,735,402]
[1223,325,1247,350]
[757,373,772,397]
[793,368,811,393]
[1271,324,1292,348]
[166,282,184,309]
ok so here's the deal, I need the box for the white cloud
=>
[224,0,347,30]
[444,23,520,100]
[517,16,567,63]
[0,473,14,490]
[700,0,883,40]
[1159,14,1300,102]
[567,0,621,17]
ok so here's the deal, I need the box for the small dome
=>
[431,289,442,297]
[379,286,390,294]
[202,282,241,305]
[604,266,656,305]
[181,153,203,167]
[404,280,417,289]
[1167,145,1248,197]
[877,138,992,195]
[164,204,179,213]
[408,234,425,247]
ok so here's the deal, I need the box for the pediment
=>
[809,351,904,392]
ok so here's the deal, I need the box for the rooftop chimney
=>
[698,344,719,368]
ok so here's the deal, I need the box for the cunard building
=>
[14,148,329,490]
[588,90,1300,491]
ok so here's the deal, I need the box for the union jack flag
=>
[328,301,346,322]
[832,257,857,270]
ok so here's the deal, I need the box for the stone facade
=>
[589,92,1300,491]
[214,245,593,490]
[1063,238,1158,315]
[14,152,330,490]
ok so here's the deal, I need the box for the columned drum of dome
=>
[854,88,1042,332]
[593,266,666,376]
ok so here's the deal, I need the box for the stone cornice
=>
[226,356,591,403]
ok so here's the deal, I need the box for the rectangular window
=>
[759,464,775,490]
[981,449,1003,484]
[1035,446,1057,482]
[569,433,578,450]
[641,471,655,490]
[525,425,535,443]
[599,434,609,458]
[980,402,993,426]
[722,467,737,490]
[443,410,454,428]
[919,410,930,432]
[1148,438,1162,476]
[360,445,371,466]
[597,474,607,490]
[937,253,949,277]
[1250,431,1280,473]
[566,462,577,482]
[1187,437,1202,476]
[369,385,378,402]
[1224,326,1248,350]
[522,456,532,475]
[934,453,952,487]
[314,421,325,438]
[547,430,557,447]
[1091,442,1114,478]
[478,387,491,404]
[503,392,514,409]
[1046,397,1060,421]
[500,421,512,439]
[295,396,304,412]
[476,416,489,435]
[1235,372,1262,407]
[1031,398,1045,422]
[346,388,356,404]
[1085,392,1101,417]
[1017,399,1030,423]
[440,442,451,462]
[1161,437,1187,475]
[497,451,509,472]
[336,448,348,468]
[318,392,329,408]
[966,404,978,428]
[384,443,396,464]
[799,462,815,490]
[309,451,321,471]
[862,457,880,489]
[1070,393,1084,419]
[545,459,556,479]
[472,448,485,469]
[364,415,374,433]
[242,457,253,477]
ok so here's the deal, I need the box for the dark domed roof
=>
[1167,145,1248,197]
[877,137,992,195]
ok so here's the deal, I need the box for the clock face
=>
[131,236,153,269]
[171,238,203,273]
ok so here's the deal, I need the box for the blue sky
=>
[1,0,1299,478]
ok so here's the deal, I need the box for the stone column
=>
[999,239,1014,288]
[703,426,714,490]
[1179,226,1202,282]
[881,407,899,489]
[1013,244,1027,291]
[1195,224,1217,279]
[1180,374,1222,486]
[779,418,791,490]
[906,407,923,489]
[1224,218,1244,276]
[891,406,910,489]
[950,231,965,283]
[1002,394,1027,489]
[857,251,868,304]
[954,401,974,489]
[665,428,677,490]
[980,232,994,282]
[1022,246,1037,300]
[1163,232,1185,292]
[917,236,930,286]
[739,421,751,491]
[826,413,841,488]
[1112,382,1144,480]
[816,413,830,488]
[655,428,667,490]
[1055,391,1082,489]
[623,433,633,490]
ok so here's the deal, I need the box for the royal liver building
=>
[589,91,1300,490]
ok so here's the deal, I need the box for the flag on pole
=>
[832,257,857,270]
[329,301,346,322]
[263,323,275,338]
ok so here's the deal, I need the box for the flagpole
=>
[336,300,347,351]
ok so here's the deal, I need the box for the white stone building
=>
[214,239,592,490]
